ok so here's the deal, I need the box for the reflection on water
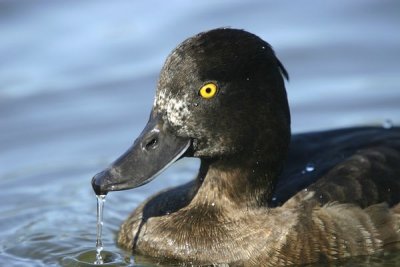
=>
[0,0,399,266]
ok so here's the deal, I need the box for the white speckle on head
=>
[154,88,191,134]
[154,89,167,108]
[166,94,190,129]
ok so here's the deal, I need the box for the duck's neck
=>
[192,156,280,208]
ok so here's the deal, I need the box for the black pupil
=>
[205,87,212,94]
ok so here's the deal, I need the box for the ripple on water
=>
[60,249,128,267]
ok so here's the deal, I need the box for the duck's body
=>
[118,127,400,266]
[92,29,400,266]
[274,127,400,207]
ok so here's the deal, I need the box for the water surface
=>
[1,0,400,266]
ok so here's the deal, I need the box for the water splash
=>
[382,119,393,129]
[94,195,106,265]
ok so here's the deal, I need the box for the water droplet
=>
[304,188,308,192]
[261,46,266,50]
[305,163,315,172]
[95,195,106,264]
[211,202,215,206]
[382,119,393,129]
[193,103,199,107]
[271,197,277,202]
[246,77,250,81]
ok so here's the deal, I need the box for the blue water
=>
[0,0,399,266]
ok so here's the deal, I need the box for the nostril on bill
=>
[144,138,158,150]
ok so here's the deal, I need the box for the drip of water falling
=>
[94,195,106,265]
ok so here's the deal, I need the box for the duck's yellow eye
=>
[199,83,218,99]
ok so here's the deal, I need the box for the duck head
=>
[92,28,290,195]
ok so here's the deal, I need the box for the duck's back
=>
[272,126,400,207]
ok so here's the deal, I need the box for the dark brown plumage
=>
[92,28,400,266]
